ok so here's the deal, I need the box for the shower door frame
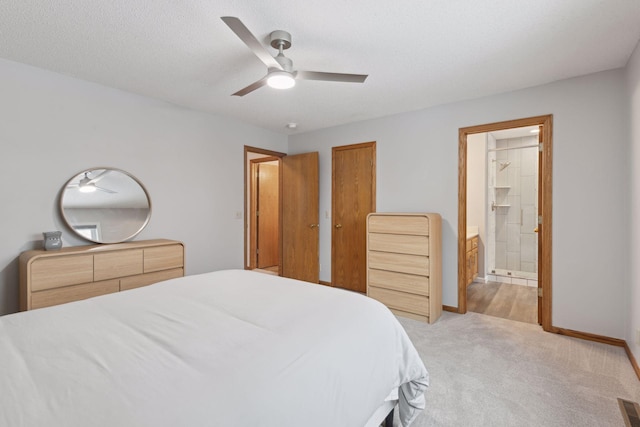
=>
[486,135,539,281]
[458,115,553,331]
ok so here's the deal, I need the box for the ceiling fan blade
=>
[221,17,283,71]
[96,186,117,194]
[87,169,110,185]
[295,70,368,83]
[232,76,269,97]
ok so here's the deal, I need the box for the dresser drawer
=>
[144,245,183,273]
[31,279,119,309]
[368,215,429,235]
[368,233,429,256]
[368,251,429,276]
[120,268,184,291]
[368,269,429,296]
[30,255,94,292]
[368,286,430,316]
[94,249,143,281]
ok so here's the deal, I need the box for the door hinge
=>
[538,215,543,225]
[538,143,543,152]
[256,210,259,216]
[538,288,543,298]
[256,248,259,254]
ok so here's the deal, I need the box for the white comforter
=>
[0,269,428,426]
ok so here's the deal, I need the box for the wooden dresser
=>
[366,213,442,323]
[19,239,184,311]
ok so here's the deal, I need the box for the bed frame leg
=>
[384,407,394,427]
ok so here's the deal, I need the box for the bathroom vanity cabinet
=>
[466,235,479,286]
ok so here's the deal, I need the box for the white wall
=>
[289,68,629,338]
[627,40,640,364]
[0,58,287,315]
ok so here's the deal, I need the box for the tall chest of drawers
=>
[366,213,442,323]
[19,239,184,311]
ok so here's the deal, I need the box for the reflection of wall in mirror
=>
[73,224,101,241]
[64,208,149,242]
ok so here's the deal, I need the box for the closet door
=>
[332,142,376,293]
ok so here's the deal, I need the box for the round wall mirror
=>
[60,168,152,243]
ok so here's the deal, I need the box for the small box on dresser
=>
[19,239,184,310]
[366,213,442,323]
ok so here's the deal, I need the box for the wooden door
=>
[282,152,319,283]
[332,142,376,293]
[257,162,279,268]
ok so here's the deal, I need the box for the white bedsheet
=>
[0,269,428,426]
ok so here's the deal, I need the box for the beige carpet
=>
[393,311,640,427]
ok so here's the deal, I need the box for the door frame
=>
[331,141,377,290]
[458,115,553,331]
[244,146,286,272]
[249,156,280,269]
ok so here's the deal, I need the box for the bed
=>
[0,269,429,426]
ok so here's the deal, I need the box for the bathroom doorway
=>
[466,126,540,324]
[458,115,553,331]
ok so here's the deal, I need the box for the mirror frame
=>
[59,167,152,244]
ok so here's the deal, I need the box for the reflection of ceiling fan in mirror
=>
[66,171,117,194]
[221,16,368,96]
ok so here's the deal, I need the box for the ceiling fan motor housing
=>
[270,30,292,50]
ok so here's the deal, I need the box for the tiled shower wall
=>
[490,135,538,278]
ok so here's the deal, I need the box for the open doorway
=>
[244,146,285,273]
[244,146,320,282]
[466,126,540,324]
[249,157,280,272]
[459,115,553,331]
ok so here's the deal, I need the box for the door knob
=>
[534,227,539,233]
[335,224,343,228]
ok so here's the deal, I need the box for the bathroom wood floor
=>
[467,281,538,324]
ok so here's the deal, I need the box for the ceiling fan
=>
[67,171,117,194]
[221,16,368,96]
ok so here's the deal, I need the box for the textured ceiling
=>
[1,0,639,134]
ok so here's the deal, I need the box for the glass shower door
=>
[487,136,539,281]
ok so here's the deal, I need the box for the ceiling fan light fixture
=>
[78,183,97,193]
[267,71,295,89]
